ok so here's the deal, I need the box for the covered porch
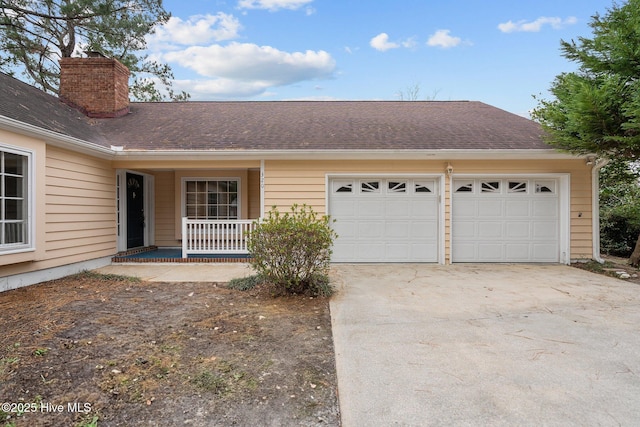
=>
[114,160,264,259]
[112,246,254,263]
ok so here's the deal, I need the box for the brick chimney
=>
[59,55,130,118]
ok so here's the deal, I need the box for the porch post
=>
[260,159,265,218]
[181,217,188,258]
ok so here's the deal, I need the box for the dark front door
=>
[126,173,145,248]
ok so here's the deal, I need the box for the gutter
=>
[591,157,610,263]
[112,148,580,161]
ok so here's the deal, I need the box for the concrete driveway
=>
[330,264,640,427]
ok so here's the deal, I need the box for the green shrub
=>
[247,204,337,296]
[600,203,640,257]
[599,162,640,257]
[227,274,265,291]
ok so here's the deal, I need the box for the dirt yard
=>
[0,272,339,427]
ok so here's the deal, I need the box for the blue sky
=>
[148,0,614,116]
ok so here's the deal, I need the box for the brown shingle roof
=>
[1,71,549,153]
[0,72,109,147]
[96,101,548,151]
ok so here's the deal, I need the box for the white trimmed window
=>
[1,146,31,252]
[184,178,239,220]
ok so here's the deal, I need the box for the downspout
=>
[591,157,610,263]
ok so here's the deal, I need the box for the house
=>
[0,56,603,291]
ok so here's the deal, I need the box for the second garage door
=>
[329,177,440,262]
[452,178,560,262]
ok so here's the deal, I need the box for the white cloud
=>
[370,33,399,52]
[175,78,273,98]
[498,16,578,33]
[149,13,241,47]
[238,0,313,11]
[163,42,335,97]
[426,29,461,49]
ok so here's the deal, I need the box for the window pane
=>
[4,153,24,175]
[4,176,22,197]
[4,223,24,244]
[186,192,197,204]
[4,199,22,220]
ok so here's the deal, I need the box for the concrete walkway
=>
[329,264,640,426]
[94,263,254,282]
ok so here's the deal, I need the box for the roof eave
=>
[0,115,114,159]
[113,148,581,161]
[0,116,584,161]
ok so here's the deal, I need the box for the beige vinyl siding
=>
[264,158,593,263]
[44,147,116,264]
[152,171,177,247]
[263,160,445,213]
[1,143,116,277]
[568,165,593,260]
[248,169,261,219]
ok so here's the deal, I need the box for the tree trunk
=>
[630,232,640,267]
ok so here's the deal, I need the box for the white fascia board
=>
[0,115,114,159]
[115,149,582,161]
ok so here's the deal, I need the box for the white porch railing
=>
[181,218,257,258]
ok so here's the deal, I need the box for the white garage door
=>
[329,178,439,262]
[452,178,560,262]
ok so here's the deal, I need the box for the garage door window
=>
[361,181,380,193]
[455,181,474,193]
[415,181,433,193]
[508,181,527,193]
[333,181,353,193]
[481,181,500,193]
[535,181,555,194]
[388,181,407,193]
